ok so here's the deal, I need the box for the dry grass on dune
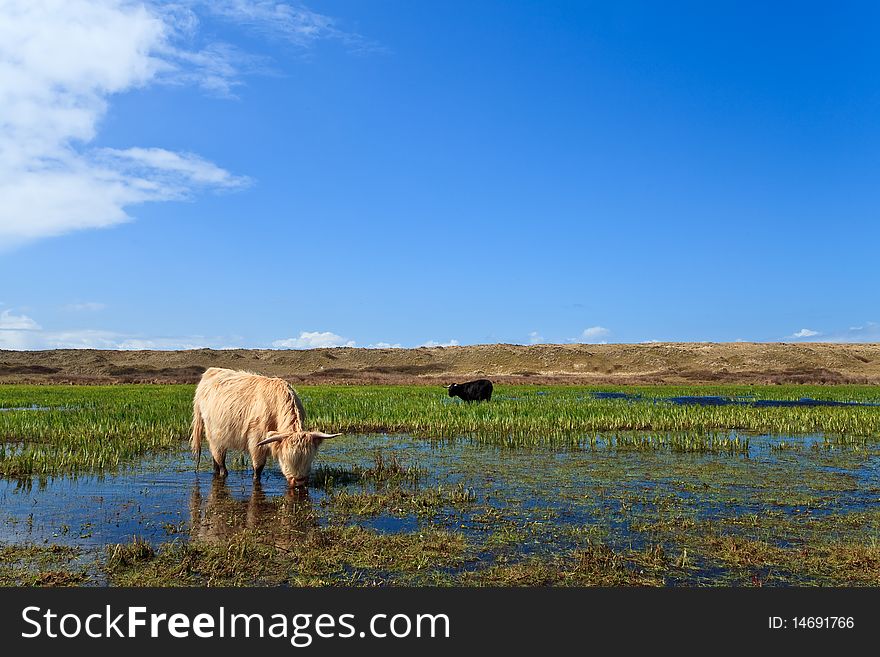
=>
[1,342,879,385]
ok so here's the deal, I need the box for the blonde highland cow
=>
[191,367,341,487]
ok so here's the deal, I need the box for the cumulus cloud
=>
[0,0,249,248]
[0,0,362,249]
[272,331,356,349]
[579,326,611,343]
[419,339,459,348]
[527,331,543,345]
[791,328,820,338]
[367,342,402,349]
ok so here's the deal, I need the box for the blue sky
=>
[1,1,878,349]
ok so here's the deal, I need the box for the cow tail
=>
[191,401,203,470]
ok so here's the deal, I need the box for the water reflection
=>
[189,478,317,547]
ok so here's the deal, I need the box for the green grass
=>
[0,544,87,586]
[310,450,427,490]
[1,384,878,478]
[0,385,189,477]
[302,384,880,447]
[9,515,880,586]
[105,526,469,587]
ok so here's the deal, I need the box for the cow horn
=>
[312,432,342,440]
[256,435,284,447]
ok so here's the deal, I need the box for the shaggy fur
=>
[191,367,338,486]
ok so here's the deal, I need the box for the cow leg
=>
[210,446,228,478]
[212,457,228,478]
[251,448,268,483]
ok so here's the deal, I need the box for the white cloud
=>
[419,339,459,348]
[0,0,373,249]
[0,1,377,249]
[0,325,238,350]
[811,322,880,343]
[784,323,880,343]
[272,331,356,349]
[97,147,251,189]
[157,40,266,98]
[0,309,41,330]
[194,0,380,53]
[111,336,228,350]
[64,302,106,312]
[527,331,543,345]
[579,326,611,343]
[367,342,402,349]
[0,306,240,349]
[0,0,257,248]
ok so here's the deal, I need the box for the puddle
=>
[590,391,880,407]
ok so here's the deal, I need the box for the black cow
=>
[445,379,493,402]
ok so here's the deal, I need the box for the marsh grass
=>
[105,526,469,587]
[2,383,880,587]
[5,432,880,586]
[1,383,878,478]
[0,385,188,477]
[0,543,87,586]
[310,450,427,491]
[302,384,880,448]
[453,543,670,586]
[106,536,155,568]
[325,483,477,518]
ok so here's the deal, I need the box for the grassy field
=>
[1,383,879,587]
[1,384,879,477]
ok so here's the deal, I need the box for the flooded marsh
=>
[1,384,879,586]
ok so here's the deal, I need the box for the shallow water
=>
[3,432,879,570]
[0,452,317,547]
[590,391,880,407]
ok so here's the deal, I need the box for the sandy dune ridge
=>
[1,343,879,385]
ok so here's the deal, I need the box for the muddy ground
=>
[1,342,878,385]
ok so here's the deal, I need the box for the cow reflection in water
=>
[189,478,317,547]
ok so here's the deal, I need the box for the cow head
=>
[256,430,342,487]
[445,383,458,397]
